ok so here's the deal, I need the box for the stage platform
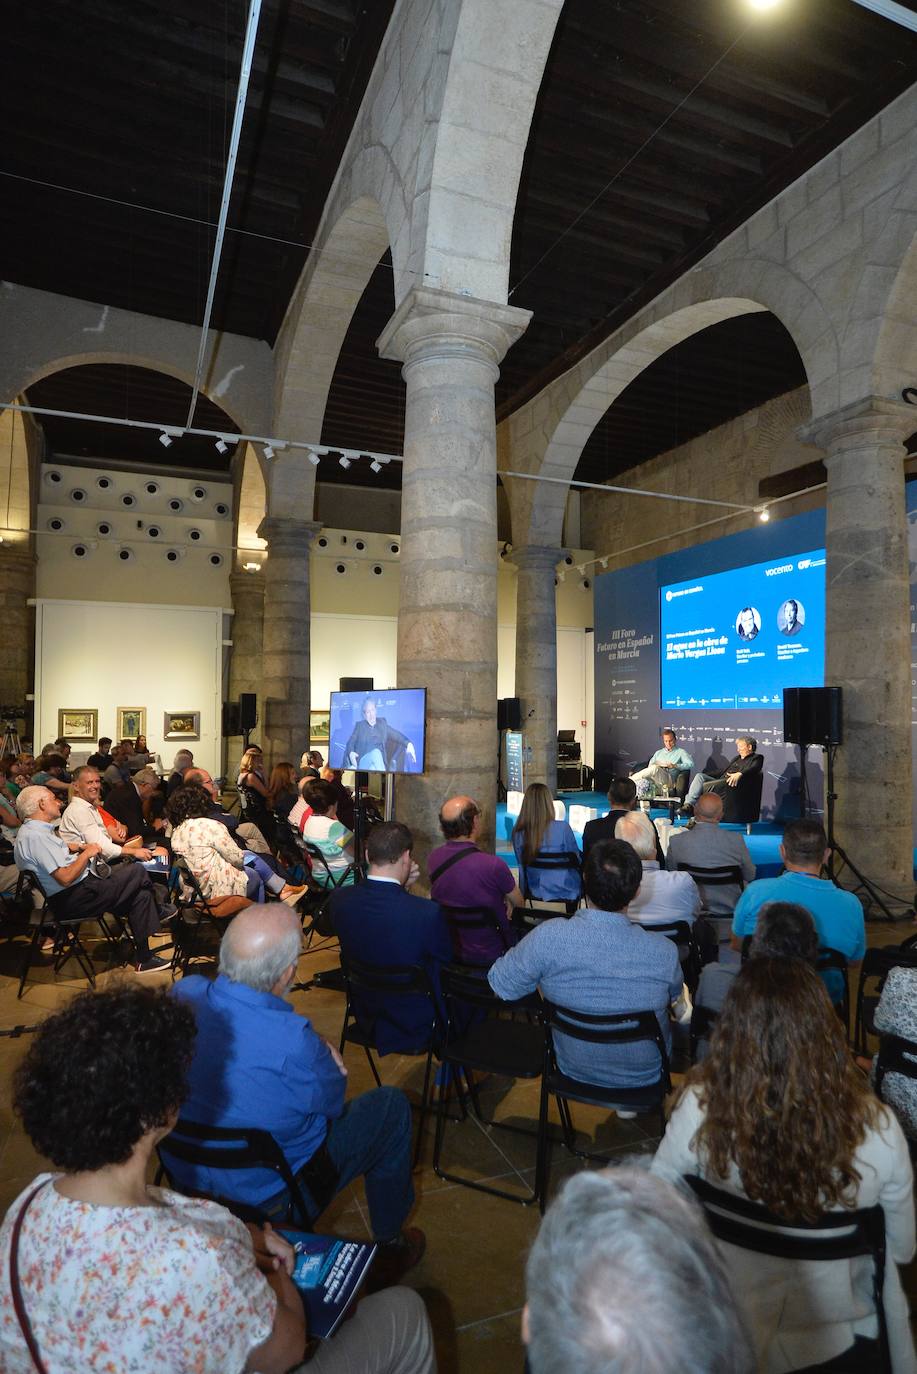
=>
[495,790,786,878]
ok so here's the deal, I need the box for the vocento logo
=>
[764,564,793,577]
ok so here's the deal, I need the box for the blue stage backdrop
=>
[595,481,917,826]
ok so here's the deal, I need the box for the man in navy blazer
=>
[329,820,452,1054]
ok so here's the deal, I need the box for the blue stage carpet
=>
[496,791,786,878]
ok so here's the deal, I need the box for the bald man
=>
[665,791,755,917]
[171,905,424,1283]
[427,795,523,965]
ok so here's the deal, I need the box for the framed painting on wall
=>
[164,711,200,740]
[310,708,330,744]
[117,707,146,741]
[57,709,98,742]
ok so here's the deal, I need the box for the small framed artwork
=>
[57,708,99,742]
[164,710,201,740]
[310,708,330,744]
[117,707,146,741]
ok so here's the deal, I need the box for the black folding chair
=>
[14,869,126,995]
[674,862,744,939]
[632,918,702,994]
[854,940,917,1055]
[156,1119,314,1228]
[537,1003,671,1211]
[689,1002,720,1063]
[167,856,250,977]
[433,964,544,1205]
[441,903,511,966]
[518,851,582,910]
[817,946,851,1033]
[684,1174,891,1373]
[338,956,443,1166]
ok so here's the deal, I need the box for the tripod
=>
[823,743,911,922]
[0,720,22,761]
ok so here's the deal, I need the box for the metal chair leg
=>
[17,922,44,999]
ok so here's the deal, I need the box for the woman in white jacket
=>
[652,957,916,1373]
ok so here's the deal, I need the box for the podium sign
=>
[504,731,524,794]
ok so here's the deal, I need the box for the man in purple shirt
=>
[427,794,523,965]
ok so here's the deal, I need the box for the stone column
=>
[228,569,265,753]
[512,545,561,790]
[378,287,531,862]
[801,397,913,896]
[0,545,36,734]
[256,517,321,768]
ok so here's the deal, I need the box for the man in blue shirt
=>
[630,729,694,799]
[488,840,682,1088]
[731,818,865,1003]
[170,904,424,1277]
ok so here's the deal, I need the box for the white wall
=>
[34,600,225,774]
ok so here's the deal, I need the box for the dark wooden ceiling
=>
[8,0,917,485]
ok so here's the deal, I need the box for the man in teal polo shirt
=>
[731,818,864,1003]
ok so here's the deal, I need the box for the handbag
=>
[9,1180,50,1373]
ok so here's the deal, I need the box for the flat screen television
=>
[327,688,426,774]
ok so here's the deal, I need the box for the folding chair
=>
[684,1174,891,1373]
[518,851,582,911]
[817,946,850,1033]
[632,918,702,994]
[338,956,443,1166]
[14,869,125,996]
[433,964,544,1205]
[168,857,250,977]
[674,862,744,941]
[441,902,511,967]
[689,1002,720,1063]
[537,1003,671,1211]
[156,1119,314,1228]
[854,940,917,1055]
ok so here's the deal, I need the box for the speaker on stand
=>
[783,686,842,820]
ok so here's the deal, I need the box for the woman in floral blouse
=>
[168,786,304,906]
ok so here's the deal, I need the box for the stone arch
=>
[509,257,837,548]
[233,443,268,569]
[869,176,917,404]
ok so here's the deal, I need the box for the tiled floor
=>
[1,914,917,1370]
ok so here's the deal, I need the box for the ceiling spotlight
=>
[339,455,351,470]
[747,0,782,9]
[263,444,274,460]
[600,556,610,568]
[243,561,261,572]
[215,437,229,455]
[158,431,173,448]
[307,450,321,467]
[757,507,771,523]
[370,459,382,473]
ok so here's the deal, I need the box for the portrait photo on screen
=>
[328,689,426,773]
[778,597,805,635]
[735,606,761,640]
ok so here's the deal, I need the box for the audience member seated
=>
[693,902,817,1056]
[870,968,917,1143]
[681,735,763,816]
[582,775,664,864]
[168,786,303,906]
[524,1167,753,1374]
[732,818,865,1006]
[489,839,682,1090]
[652,958,917,1371]
[131,733,152,764]
[428,795,522,964]
[59,766,164,864]
[29,752,70,796]
[300,780,356,887]
[0,983,435,1374]
[288,775,314,838]
[0,757,29,804]
[238,744,277,842]
[87,736,114,772]
[0,784,21,842]
[330,821,451,1053]
[50,740,73,780]
[14,784,169,972]
[166,749,194,797]
[268,762,299,819]
[665,792,755,915]
[99,742,130,793]
[629,728,694,800]
[299,750,323,780]
[105,765,164,846]
[512,781,581,912]
[614,812,701,927]
[171,904,425,1284]
[320,767,356,831]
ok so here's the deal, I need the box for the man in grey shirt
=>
[488,839,681,1088]
[665,792,755,915]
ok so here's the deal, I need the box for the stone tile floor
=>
[1,916,917,1371]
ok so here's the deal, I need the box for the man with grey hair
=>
[665,791,755,918]
[13,784,168,972]
[680,736,763,816]
[104,765,161,844]
[171,904,425,1285]
[614,812,701,928]
[524,1167,753,1374]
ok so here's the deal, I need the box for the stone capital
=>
[257,517,322,555]
[510,544,563,574]
[230,569,266,600]
[797,395,916,455]
[377,286,532,374]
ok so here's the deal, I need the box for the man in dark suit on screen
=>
[329,820,452,1054]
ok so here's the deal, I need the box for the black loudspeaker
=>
[498,697,522,731]
[783,686,842,746]
[222,701,242,736]
[240,692,258,730]
[340,677,373,692]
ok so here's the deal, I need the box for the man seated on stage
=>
[680,735,763,817]
[331,821,452,1053]
[488,839,682,1090]
[14,784,170,972]
[345,696,417,772]
[665,792,756,916]
[731,818,865,1006]
[428,795,523,965]
[171,903,424,1284]
[630,729,694,799]
[59,766,167,864]
[582,776,664,865]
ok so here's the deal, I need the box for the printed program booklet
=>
[278,1230,377,1339]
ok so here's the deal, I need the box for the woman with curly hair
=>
[0,984,305,1373]
[652,957,916,1372]
[168,785,303,907]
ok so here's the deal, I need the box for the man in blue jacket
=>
[330,821,453,1053]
